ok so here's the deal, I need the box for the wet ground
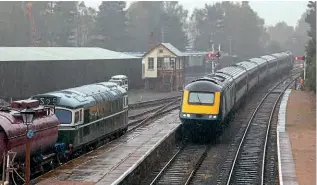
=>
[128,90,181,104]
[286,90,316,185]
[35,110,180,185]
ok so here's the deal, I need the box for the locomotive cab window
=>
[74,111,80,123]
[188,92,215,105]
[55,108,72,124]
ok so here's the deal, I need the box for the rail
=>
[149,144,210,185]
[225,72,300,185]
[129,95,181,109]
[128,97,181,131]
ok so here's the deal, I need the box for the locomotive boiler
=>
[0,99,59,177]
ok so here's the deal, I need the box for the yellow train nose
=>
[181,90,221,115]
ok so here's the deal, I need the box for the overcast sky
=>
[84,1,307,27]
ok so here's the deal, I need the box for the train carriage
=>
[218,66,248,104]
[261,55,279,76]
[248,57,269,82]
[31,82,128,154]
[271,52,290,72]
[235,61,259,91]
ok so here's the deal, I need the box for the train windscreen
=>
[55,109,72,124]
[188,92,215,105]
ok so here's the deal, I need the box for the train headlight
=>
[213,115,217,119]
[209,115,213,118]
[182,114,190,118]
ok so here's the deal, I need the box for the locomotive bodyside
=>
[32,81,128,156]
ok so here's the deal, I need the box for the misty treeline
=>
[0,1,310,59]
[303,1,316,92]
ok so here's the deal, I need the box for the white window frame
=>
[148,57,154,70]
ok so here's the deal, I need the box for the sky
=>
[84,0,308,27]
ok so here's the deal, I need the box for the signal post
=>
[205,51,221,75]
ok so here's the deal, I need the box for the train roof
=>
[111,75,127,79]
[234,61,258,71]
[96,82,127,94]
[271,52,289,59]
[203,72,234,87]
[184,77,223,92]
[285,51,293,56]
[218,66,247,80]
[261,55,278,62]
[198,64,247,88]
[32,82,125,109]
[248,57,267,67]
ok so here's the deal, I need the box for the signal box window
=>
[157,57,164,68]
[148,57,154,70]
[188,92,215,105]
[170,58,175,69]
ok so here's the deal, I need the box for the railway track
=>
[222,75,298,185]
[140,70,302,185]
[128,98,181,131]
[148,144,210,185]
[129,95,181,109]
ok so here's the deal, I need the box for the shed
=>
[0,47,142,100]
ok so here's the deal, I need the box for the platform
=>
[277,89,298,185]
[277,89,316,185]
[35,110,181,185]
[128,90,181,104]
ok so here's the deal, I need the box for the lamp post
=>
[20,108,36,185]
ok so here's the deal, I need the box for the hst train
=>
[179,51,294,141]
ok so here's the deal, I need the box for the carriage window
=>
[79,110,82,121]
[55,109,72,124]
[250,70,258,79]
[74,111,80,123]
[269,61,277,68]
[260,66,266,72]
[237,76,247,89]
[84,109,90,123]
[188,92,215,105]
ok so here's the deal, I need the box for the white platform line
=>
[277,89,298,185]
